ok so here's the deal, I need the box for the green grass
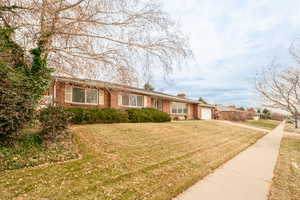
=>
[269,136,300,200]
[242,120,281,130]
[0,129,78,171]
[0,121,265,200]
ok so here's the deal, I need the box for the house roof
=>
[216,106,244,112]
[53,76,215,108]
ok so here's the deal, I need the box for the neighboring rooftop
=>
[217,106,244,112]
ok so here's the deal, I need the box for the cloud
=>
[153,0,300,106]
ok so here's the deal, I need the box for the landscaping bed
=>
[0,121,265,200]
[269,136,300,200]
[0,129,78,171]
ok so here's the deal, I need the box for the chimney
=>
[177,93,187,98]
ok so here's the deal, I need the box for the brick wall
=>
[147,96,152,108]
[217,111,247,121]
[109,90,120,109]
[194,104,200,119]
[162,100,170,114]
[55,81,65,106]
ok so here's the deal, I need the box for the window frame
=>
[171,102,188,115]
[85,88,99,104]
[152,98,163,111]
[72,87,86,104]
[121,93,144,108]
[66,85,99,105]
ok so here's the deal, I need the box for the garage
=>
[201,108,212,120]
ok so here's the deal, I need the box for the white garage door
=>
[201,108,212,120]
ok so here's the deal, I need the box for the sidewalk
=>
[174,121,285,200]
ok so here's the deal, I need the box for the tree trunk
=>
[295,115,298,129]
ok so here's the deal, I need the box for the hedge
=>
[39,106,73,139]
[64,107,129,124]
[127,108,171,123]
[64,107,171,124]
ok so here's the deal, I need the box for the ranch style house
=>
[46,76,216,120]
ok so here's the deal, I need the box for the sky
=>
[151,0,300,107]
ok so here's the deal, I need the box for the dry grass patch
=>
[242,120,281,130]
[285,123,295,132]
[0,121,265,200]
[284,123,300,134]
[269,136,300,200]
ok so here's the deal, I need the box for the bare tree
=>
[290,38,300,64]
[256,64,300,128]
[0,0,191,84]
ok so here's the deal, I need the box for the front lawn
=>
[242,120,281,130]
[269,136,300,200]
[284,122,300,133]
[0,121,265,200]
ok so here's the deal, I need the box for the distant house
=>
[215,106,246,120]
[46,76,216,120]
[215,106,259,121]
[247,108,260,121]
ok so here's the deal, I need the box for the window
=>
[121,94,144,107]
[122,95,129,106]
[152,98,163,111]
[171,102,188,115]
[86,89,98,104]
[137,96,144,107]
[130,95,137,106]
[72,87,85,103]
[66,86,99,105]
[157,100,163,111]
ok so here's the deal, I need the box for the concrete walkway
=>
[174,121,285,200]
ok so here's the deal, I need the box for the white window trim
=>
[121,93,145,108]
[66,85,99,105]
[171,102,188,115]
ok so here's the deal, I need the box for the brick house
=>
[215,106,259,121]
[47,76,216,120]
[215,106,247,120]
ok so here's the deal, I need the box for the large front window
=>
[66,86,99,105]
[122,94,144,107]
[171,102,187,115]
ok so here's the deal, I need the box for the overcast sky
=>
[152,0,300,107]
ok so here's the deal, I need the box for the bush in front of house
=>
[63,108,87,124]
[38,106,73,139]
[127,108,171,123]
[100,108,129,123]
[64,107,129,124]
[127,108,151,122]
[64,107,171,124]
